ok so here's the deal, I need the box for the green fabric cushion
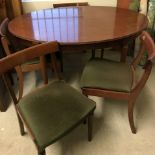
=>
[80,58,133,92]
[17,81,95,150]
[129,0,140,12]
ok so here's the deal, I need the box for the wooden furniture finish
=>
[117,0,141,57]
[80,31,155,134]
[0,1,7,110]
[0,18,48,100]
[0,0,23,21]
[0,0,6,22]
[92,0,135,58]
[8,6,148,62]
[117,0,132,9]
[11,0,23,17]
[0,41,95,155]
[53,2,89,8]
[53,2,89,70]
[0,43,10,111]
[0,77,7,111]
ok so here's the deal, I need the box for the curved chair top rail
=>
[0,41,59,75]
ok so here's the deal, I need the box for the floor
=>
[0,50,155,155]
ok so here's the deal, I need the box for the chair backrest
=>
[0,41,59,105]
[0,18,20,55]
[130,31,155,99]
[0,18,8,37]
[140,31,155,60]
[0,18,11,55]
[53,2,89,8]
[132,31,155,69]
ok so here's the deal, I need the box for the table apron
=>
[60,33,140,51]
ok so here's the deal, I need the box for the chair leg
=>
[38,150,46,155]
[128,100,136,134]
[88,113,93,141]
[17,113,25,136]
[18,74,24,101]
[2,74,25,135]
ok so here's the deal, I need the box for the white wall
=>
[22,0,117,13]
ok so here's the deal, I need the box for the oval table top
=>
[8,6,148,45]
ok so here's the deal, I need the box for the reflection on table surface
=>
[31,8,79,42]
[9,6,148,44]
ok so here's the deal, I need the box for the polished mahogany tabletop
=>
[8,6,147,46]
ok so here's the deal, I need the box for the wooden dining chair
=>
[0,18,48,101]
[0,41,96,155]
[80,31,155,134]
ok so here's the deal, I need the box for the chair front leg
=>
[128,99,136,134]
[16,113,25,136]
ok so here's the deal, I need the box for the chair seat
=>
[17,81,95,150]
[80,58,133,92]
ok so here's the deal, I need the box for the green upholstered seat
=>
[80,58,133,92]
[17,81,95,150]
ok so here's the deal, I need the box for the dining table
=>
[8,6,148,62]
